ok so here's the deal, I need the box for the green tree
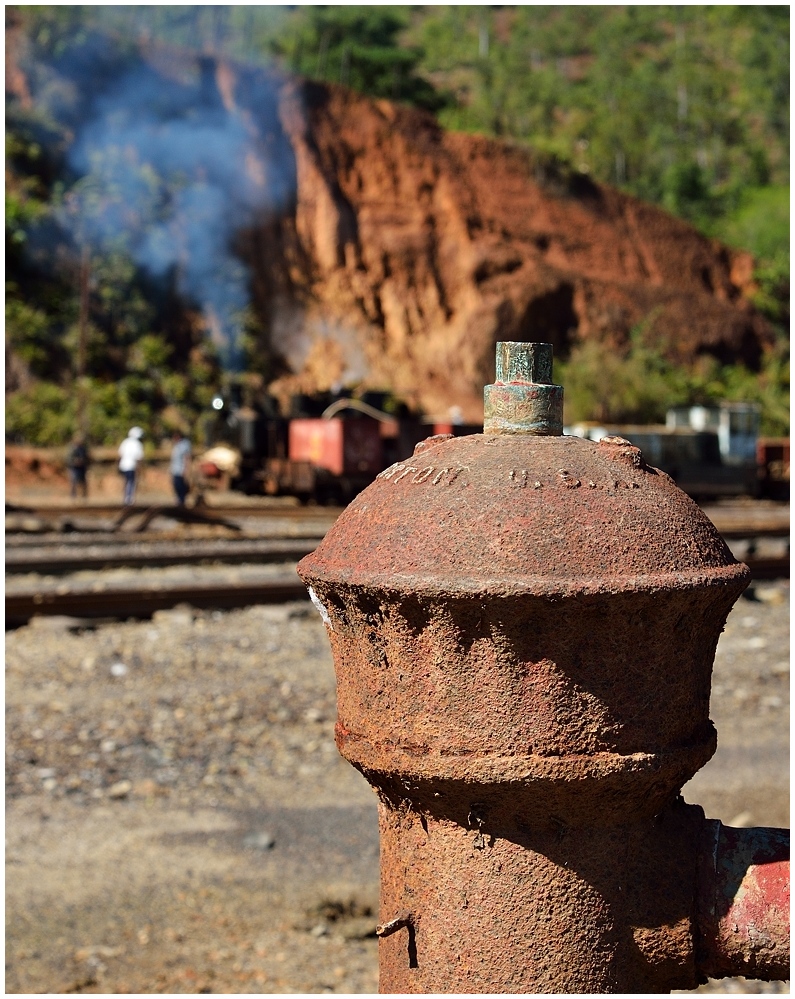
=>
[413,6,788,229]
[5,294,62,378]
[557,320,789,436]
[270,6,445,110]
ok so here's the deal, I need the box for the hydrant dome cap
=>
[298,432,749,597]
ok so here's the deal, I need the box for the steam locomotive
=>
[197,391,789,504]
[197,388,480,504]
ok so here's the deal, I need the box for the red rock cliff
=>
[245,78,770,421]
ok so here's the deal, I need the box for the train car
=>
[666,403,760,466]
[199,389,785,505]
[567,405,766,501]
[579,426,761,499]
[276,417,384,504]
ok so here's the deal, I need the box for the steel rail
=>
[5,548,788,580]
[735,554,790,579]
[9,499,787,532]
[5,538,322,574]
[4,553,786,628]
[6,500,344,520]
[6,573,308,626]
[5,535,787,579]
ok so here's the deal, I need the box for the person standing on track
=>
[118,426,144,505]
[170,430,192,507]
[67,435,90,499]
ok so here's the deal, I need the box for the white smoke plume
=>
[21,25,296,371]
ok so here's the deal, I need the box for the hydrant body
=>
[297,344,786,993]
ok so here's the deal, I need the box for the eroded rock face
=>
[249,78,771,421]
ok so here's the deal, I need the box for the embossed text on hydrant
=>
[377,464,467,485]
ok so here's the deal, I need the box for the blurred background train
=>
[570,405,788,502]
[196,387,789,504]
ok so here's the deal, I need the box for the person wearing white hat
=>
[118,427,144,505]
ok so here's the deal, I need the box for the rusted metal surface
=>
[300,431,748,599]
[697,821,790,982]
[375,799,711,992]
[483,341,563,435]
[296,342,776,993]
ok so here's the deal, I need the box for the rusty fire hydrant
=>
[297,342,789,993]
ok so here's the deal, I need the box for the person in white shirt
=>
[118,427,144,505]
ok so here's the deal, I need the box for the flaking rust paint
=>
[375,798,705,993]
[323,587,728,767]
[698,822,790,982]
[297,428,755,993]
[302,433,747,593]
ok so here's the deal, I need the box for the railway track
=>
[5,542,788,628]
[5,498,343,526]
[6,499,788,626]
[5,537,322,574]
[6,532,788,576]
[699,501,790,538]
[5,508,340,544]
[5,572,307,628]
[8,497,788,532]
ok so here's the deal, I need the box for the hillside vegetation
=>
[6,6,789,444]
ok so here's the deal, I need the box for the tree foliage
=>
[412,8,788,207]
[557,323,789,436]
[5,5,789,444]
[268,6,446,110]
[6,9,226,445]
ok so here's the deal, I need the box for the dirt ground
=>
[5,576,790,995]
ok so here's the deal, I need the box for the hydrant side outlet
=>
[696,821,790,982]
[297,342,771,994]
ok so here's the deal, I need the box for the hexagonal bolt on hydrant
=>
[298,342,789,993]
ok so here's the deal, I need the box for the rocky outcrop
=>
[246,78,772,420]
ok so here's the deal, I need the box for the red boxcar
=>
[288,418,384,477]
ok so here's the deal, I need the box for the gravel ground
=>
[5,577,789,994]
